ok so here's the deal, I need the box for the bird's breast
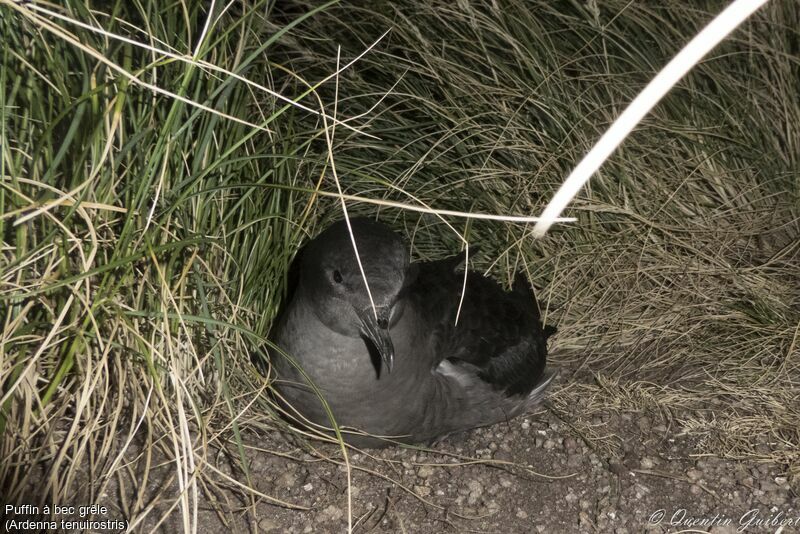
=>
[273,297,437,433]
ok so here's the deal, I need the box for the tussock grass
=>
[273,0,799,472]
[0,0,325,526]
[1,0,798,530]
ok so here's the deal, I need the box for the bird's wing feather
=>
[409,254,553,396]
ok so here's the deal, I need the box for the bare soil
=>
[6,374,796,534]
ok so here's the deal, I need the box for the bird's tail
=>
[524,367,557,407]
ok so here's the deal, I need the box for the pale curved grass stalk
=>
[318,45,355,534]
[293,187,577,223]
[532,0,771,237]
[192,0,216,58]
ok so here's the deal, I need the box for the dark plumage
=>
[270,217,556,447]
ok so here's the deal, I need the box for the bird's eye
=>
[332,270,343,283]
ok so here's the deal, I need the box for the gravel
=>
[12,388,797,533]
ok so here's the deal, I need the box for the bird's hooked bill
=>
[356,306,394,373]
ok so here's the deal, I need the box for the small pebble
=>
[417,465,434,479]
[321,505,342,522]
[467,479,484,505]
[414,485,431,497]
[760,480,778,492]
[276,472,297,488]
[579,511,593,529]
[686,468,702,482]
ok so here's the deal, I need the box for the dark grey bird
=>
[270,217,556,447]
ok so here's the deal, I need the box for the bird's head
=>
[299,217,415,373]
